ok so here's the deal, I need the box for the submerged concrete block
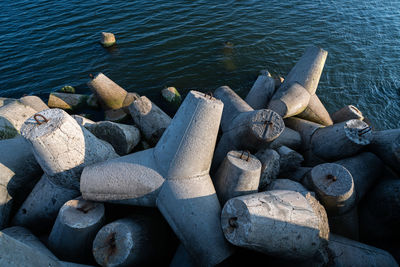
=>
[310,119,372,161]
[85,121,141,155]
[81,91,234,266]
[245,70,276,110]
[368,128,400,174]
[0,100,37,139]
[128,96,171,145]
[21,108,118,190]
[48,198,105,262]
[255,148,280,190]
[213,150,261,204]
[297,94,333,126]
[221,190,329,260]
[12,175,80,233]
[100,32,116,47]
[331,105,364,123]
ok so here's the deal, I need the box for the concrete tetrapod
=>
[221,190,329,261]
[331,105,364,123]
[255,148,280,190]
[284,117,324,151]
[368,128,400,174]
[244,70,276,110]
[213,150,261,205]
[328,206,359,240]
[267,126,302,150]
[266,179,310,196]
[48,198,105,263]
[0,97,15,108]
[212,85,284,171]
[92,215,170,267]
[128,95,172,145]
[276,145,304,176]
[19,95,49,112]
[81,91,234,266]
[0,136,42,229]
[21,108,118,190]
[297,94,333,126]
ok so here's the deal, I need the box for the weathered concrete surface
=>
[128,95,171,145]
[284,166,312,183]
[72,115,96,127]
[48,92,89,111]
[335,152,383,201]
[221,190,329,260]
[297,94,333,126]
[48,198,105,262]
[255,148,280,190]
[0,136,43,229]
[327,234,398,267]
[213,150,261,204]
[20,95,49,112]
[245,70,276,110]
[284,117,324,151]
[266,179,310,196]
[92,215,170,267]
[100,32,116,47]
[21,108,118,190]
[85,121,141,155]
[331,105,364,123]
[0,100,37,139]
[267,126,302,150]
[161,86,181,106]
[0,97,15,108]
[308,163,355,215]
[277,145,304,176]
[368,128,400,174]
[12,175,80,233]
[310,119,372,161]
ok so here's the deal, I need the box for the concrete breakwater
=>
[0,46,399,266]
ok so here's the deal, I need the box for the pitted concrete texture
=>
[245,70,276,110]
[331,105,364,123]
[284,117,324,151]
[255,148,280,190]
[266,179,310,196]
[21,108,118,190]
[0,100,37,139]
[369,129,400,174]
[221,190,329,260]
[267,127,302,150]
[277,145,304,176]
[20,95,49,112]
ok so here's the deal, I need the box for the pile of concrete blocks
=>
[0,46,399,266]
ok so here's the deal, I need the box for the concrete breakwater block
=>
[48,198,105,262]
[310,119,373,161]
[21,108,118,190]
[284,166,312,183]
[212,86,284,170]
[266,178,310,196]
[100,32,116,47]
[170,244,196,267]
[87,73,138,121]
[48,92,90,111]
[128,95,171,146]
[92,215,170,267]
[213,150,261,204]
[267,125,302,150]
[255,148,280,190]
[331,105,364,123]
[244,70,276,110]
[0,97,15,108]
[20,95,49,112]
[161,86,181,106]
[297,94,333,126]
[12,175,80,233]
[81,91,234,266]
[85,121,141,155]
[277,145,304,176]
[221,190,329,260]
[328,206,359,240]
[368,128,400,174]
[0,136,43,229]
[284,117,324,151]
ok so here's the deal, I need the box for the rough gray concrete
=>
[245,70,276,110]
[221,190,329,260]
[0,97,15,108]
[21,108,118,190]
[213,150,261,204]
[255,148,280,190]
[267,127,302,150]
[266,179,310,196]
[0,100,37,139]
[310,119,372,161]
[72,115,95,127]
[284,166,312,183]
[284,117,324,151]
[368,128,400,174]
[48,93,89,111]
[331,105,364,123]
[12,175,80,233]
[20,95,49,112]
[297,94,333,126]
[277,145,304,176]
[128,95,171,145]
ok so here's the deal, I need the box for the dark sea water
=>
[1,0,399,129]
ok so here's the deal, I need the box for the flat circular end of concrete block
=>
[344,119,372,145]
[60,199,105,229]
[93,220,135,266]
[21,108,67,140]
[221,198,251,246]
[250,109,285,142]
[268,99,288,118]
[227,150,262,172]
[310,163,355,214]
[105,108,128,122]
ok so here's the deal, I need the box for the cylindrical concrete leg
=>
[19,95,49,112]
[310,119,372,161]
[307,163,356,215]
[48,198,105,262]
[286,166,312,183]
[85,121,141,155]
[268,82,311,118]
[170,244,196,267]
[221,190,329,260]
[48,92,89,111]
[331,105,364,123]
[267,127,302,150]
[279,45,328,95]
[92,215,169,267]
[266,179,310,196]
[297,94,333,126]
[369,129,400,174]
[245,70,276,110]
[128,95,171,145]
[328,206,359,240]
[359,179,400,242]
[72,115,96,127]
[213,150,261,204]
[0,97,15,108]
[335,152,383,201]
[12,175,80,233]
[284,117,324,151]
[0,186,12,230]
[255,148,280,190]
[277,145,304,176]
[0,100,37,139]
[327,234,398,267]
[21,108,118,190]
